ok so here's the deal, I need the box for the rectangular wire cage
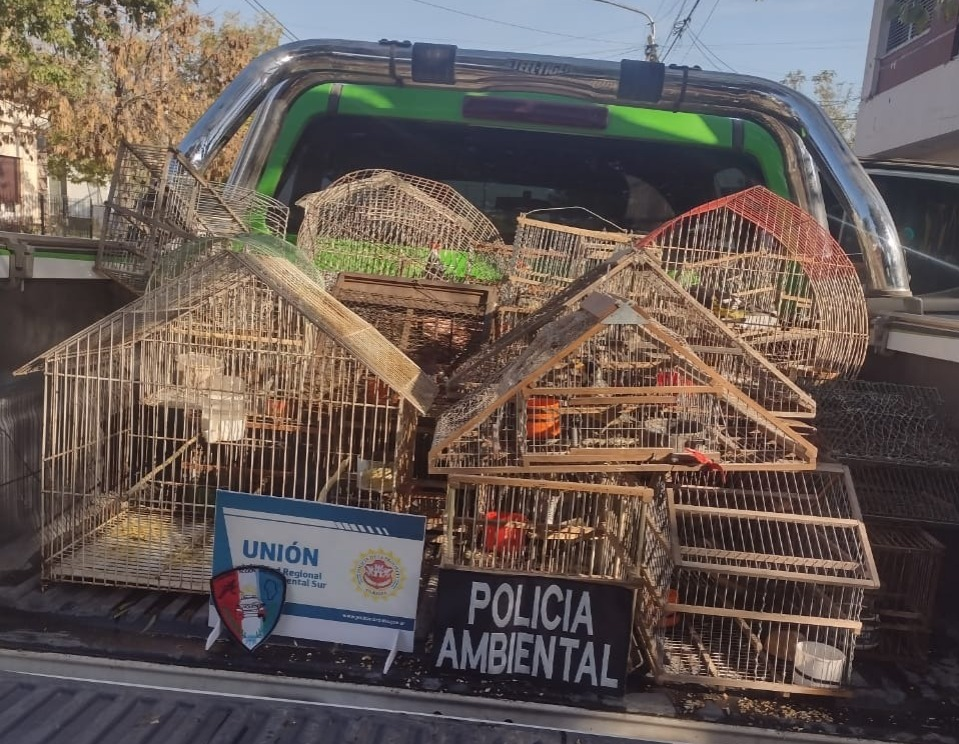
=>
[847,462,959,526]
[18,252,435,592]
[648,466,878,694]
[97,141,289,293]
[862,522,944,663]
[432,294,816,475]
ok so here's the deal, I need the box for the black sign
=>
[432,568,634,695]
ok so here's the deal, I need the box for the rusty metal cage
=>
[648,466,877,694]
[432,293,816,475]
[97,142,289,293]
[862,522,944,663]
[813,380,959,467]
[295,170,507,284]
[638,186,869,384]
[453,250,816,420]
[16,251,436,592]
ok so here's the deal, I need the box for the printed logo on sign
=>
[353,549,405,601]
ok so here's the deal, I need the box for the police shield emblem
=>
[211,566,286,651]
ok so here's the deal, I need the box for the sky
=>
[196,0,877,95]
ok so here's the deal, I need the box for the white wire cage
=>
[17,251,436,592]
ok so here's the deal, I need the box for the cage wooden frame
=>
[637,186,869,384]
[451,249,816,420]
[17,251,437,592]
[431,292,817,475]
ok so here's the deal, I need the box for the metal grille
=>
[432,294,816,474]
[97,142,289,293]
[452,250,816,420]
[886,0,936,52]
[295,170,507,284]
[19,251,435,592]
[639,186,869,384]
[863,522,943,663]
[847,462,959,525]
[0,378,43,541]
[813,380,959,467]
[332,273,495,381]
[509,214,634,305]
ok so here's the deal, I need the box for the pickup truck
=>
[1,40,956,743]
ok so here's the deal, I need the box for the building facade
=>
[856,0,959,162]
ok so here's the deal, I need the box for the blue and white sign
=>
[210,490,426,653]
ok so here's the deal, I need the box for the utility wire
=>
[242,0,299,41]
[663,0,701,60]
[406,0,618,43]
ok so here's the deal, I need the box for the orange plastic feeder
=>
[484,511,527,553]
[526,396,562,439]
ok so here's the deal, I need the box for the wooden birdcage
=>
[638,186,869,384]
[16,252,436,592]
[452,249,815,420]
[649,465,878,694]
[295,169,507,284]
[97,141,289,293]
[431,292,816,475]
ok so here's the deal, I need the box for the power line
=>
[679,0,719,65]
[405,0,617,43]
[241,0,299,42]
[663,0,701,61]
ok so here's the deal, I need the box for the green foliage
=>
[890,0,959,31]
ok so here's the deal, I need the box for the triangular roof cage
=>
[16,251,437,414]
[636,186,869,384]
[450,249,815,419]
[431,292,816,474]
[295,169,507,284]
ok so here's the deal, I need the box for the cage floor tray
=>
[50,508,212,593]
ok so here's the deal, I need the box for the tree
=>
[780,70,857,145]
[1,0,280,183]
[891,0,959,31]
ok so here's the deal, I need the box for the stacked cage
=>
[16,251,436,592]
[655,466,878,693]
[812,379,959,661]
[97,142,289,293]
[296,170,507,285]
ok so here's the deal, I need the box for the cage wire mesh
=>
[431,293,816,474]
[443,474,658,582]
[17,251,436,592]
[648,466,877,693]
[295,169,508,284]
[451,250,816,420]
[97,141,289,293]
[862,521,944,663]
[331,274,496,382]
[638,186,869,385]
[507,211,635,305]
[846,462,959,526]
[812,380,959,467]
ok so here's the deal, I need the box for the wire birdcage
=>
[295,169,507,284]
[648,466,877,694]
[813,380,959,467]
[97,141,289,293]
[16,251,436,592]
[863,522,943,663]
[847,462,959,526]
[431,293,816,475]
[638,186,869,384]
[508,212,635,304]
[451,250,816,420]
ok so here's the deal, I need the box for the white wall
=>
[0,103,42,204]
